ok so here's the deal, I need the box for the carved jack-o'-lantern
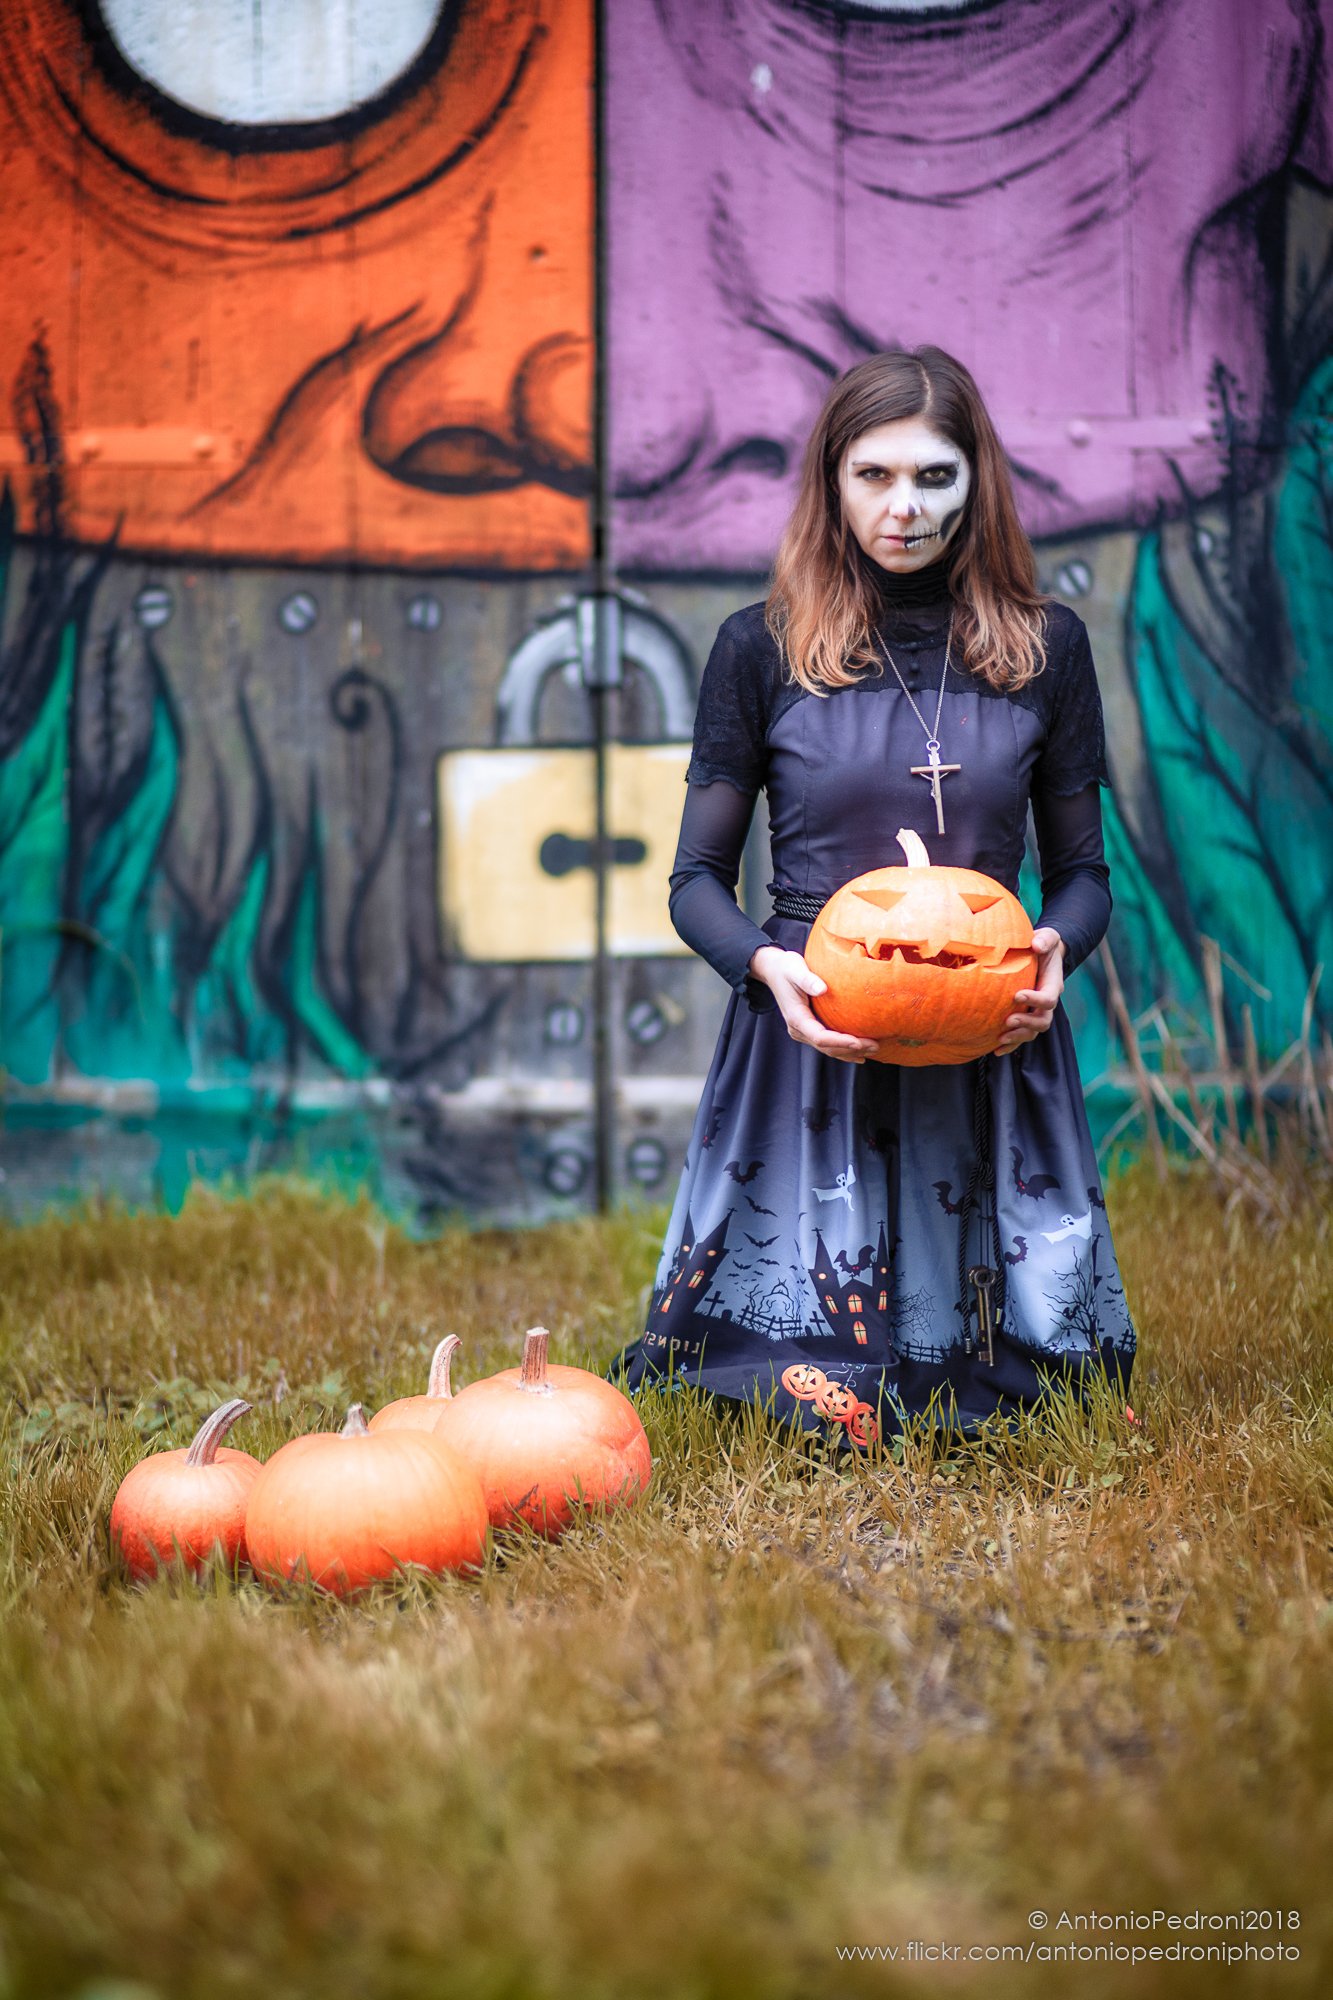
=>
[814,1380,861,1423]
[805,828,1037,1066]
[782,1362,828,1403]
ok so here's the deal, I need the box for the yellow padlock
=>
[436,743,690,961]
[436,594,697,963]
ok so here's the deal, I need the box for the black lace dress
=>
[609,557,1136,1443]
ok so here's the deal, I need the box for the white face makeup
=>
[838,418,973,576]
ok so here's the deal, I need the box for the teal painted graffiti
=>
[63,671,185,1084]
[0,486,375,1092]
[1025,356,1333,1087]
[0,609,76,1083]
[1110,358,1333,1060]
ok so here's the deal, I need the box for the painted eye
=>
[98,0,444,124]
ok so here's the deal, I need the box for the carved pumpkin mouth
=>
[824,933,1034,974]
[840,938,977,969]
[824,882,1029,967]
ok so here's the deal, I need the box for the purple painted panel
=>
[607,0,1333,572]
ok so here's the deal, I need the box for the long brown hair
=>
[767,347,1049,694]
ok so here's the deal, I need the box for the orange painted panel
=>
[0,1,591,569]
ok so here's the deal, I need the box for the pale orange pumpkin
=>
[805,827,1037,1065]
[847,1402,881,1450]
[244,1404,489,1594]
[368,1334,460,1436]
[433,1327,652,1539]
[110,1397,261,1580]
[813,1380,861,1424]
[781,1362,829,1402]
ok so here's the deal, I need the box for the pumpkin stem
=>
[341,1404,371,1437]
[517,1327,554,1394]
[426,1334,461,1400]
[184,1397,252,1467]
[896,827,930,869]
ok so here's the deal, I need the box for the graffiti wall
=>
[0,0,1331,1221]
[606,0,1333,1109]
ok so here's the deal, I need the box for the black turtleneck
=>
[860,549,959,662]
[859,546,954,611]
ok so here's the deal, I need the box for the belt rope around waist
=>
[771,888,828,923]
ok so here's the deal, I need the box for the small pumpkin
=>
[847,1402,881,1450]
[781,1362,829,1403]
[244,1404,489,1594]
[805,827,1037,1065]
[369,1334,460,1436]
[110,1397,261,1580]
[433,1327,652,1540]
[814,1380,861,1424]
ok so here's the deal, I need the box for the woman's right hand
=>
[748,946,879,1064]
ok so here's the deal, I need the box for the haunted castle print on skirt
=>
[609,572,1137,1445]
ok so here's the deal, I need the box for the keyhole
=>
[539,832,648,878]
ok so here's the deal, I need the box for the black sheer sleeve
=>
[668,780,774,992]
[1031,783,1112,974]
[668,608,782,995]
[1033,612,1111,797]
[684,608,775,792]
[1027,613,1113,972]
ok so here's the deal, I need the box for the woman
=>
[610,347,1136,1447]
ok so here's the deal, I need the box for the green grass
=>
[0,1169,1330,1999]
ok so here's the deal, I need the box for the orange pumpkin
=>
[781,1362,829,1402]
[805,827,1037,1066]
[110,1397,261,1580]
[433,1327,652,1539]
[244,1404,489,1595]
[847,1403,881,1450]
[369,1335,460,1436]
[814,1379,861,1424]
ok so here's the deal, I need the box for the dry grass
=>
[0,1169,1330,1999]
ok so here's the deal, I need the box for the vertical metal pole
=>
[581,596,620,1214]
[589,0,616,1212]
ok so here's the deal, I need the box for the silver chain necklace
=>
[880,615,959,835]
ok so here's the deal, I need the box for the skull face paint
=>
[837,419,972,578]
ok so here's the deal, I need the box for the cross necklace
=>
[880,616,960,836]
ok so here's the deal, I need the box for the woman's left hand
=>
[993,928,1066,1055]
